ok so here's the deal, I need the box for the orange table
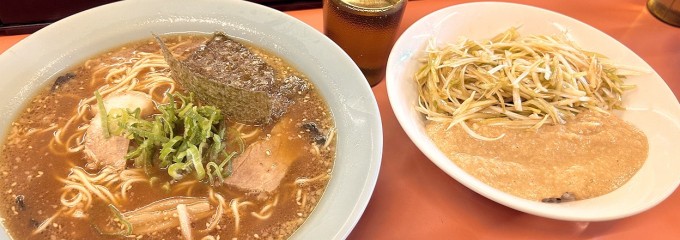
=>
[1,0,679,239]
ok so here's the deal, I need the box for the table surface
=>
[1,0,679,239]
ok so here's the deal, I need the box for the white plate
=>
[387,2,680,221]
[0,0,383,239]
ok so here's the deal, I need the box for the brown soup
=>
[426,110,648,202]
[0,34,335,239]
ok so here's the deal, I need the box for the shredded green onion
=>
[93,204,132,236]
[161,182,171,193]
[186,144,205,180]
[94,90,110,138]
[159,136,182,166]
[168,162,186,180]
[109,204,132,235]
[206,151,237,185]
[416,27,637,140]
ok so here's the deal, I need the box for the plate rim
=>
[386,1,680,221]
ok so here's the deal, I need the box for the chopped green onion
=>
[168,163,186,180]
[220,151,237,177]
[92,204,132,236]
[206,162,223,185]
[109,204,132,235]
[209,134,222,161]
[187,144,205,180]
[159,136,183,166]
[161,182,171,193]
[95,90,110,138]
[103,92,238,185]
[149,177,160,187]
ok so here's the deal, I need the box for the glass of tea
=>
[648,0,680,27]
[323,0,407,87]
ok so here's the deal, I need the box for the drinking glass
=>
[323,0,407,87]
[648,0,680,27]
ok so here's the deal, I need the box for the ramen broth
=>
[0,34,335,239]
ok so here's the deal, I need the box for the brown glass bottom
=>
[361,66,386,87]
[648,0,680,27]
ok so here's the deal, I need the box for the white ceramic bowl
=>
[387,2,680,221]
[0,0,382,239]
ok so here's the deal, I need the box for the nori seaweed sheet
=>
[156,33,301,125]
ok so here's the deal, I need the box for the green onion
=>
[206,162,223,185]
[149,177,160,187]
[93,204,132,236]
[416,27,637,140]
[103,92,238,185]
[228,128,245,154]
[225,156,234,177]
[161,182,171,193]
[168,162,186,180]
[220,151,237,177]
[95,90,110,138]
[109,204,132,235]
[159,136,182,166]
[186,144,205,180]
[209,134,222,161]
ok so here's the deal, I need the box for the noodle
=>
[32,209,63,235]
[311,144,320,156]
[24,124,58,137]
[301,192,308,209]
[32,166,152,235]
[177,204,193,240]
[202,192,225,232]
[323,127,335,149]
[259,203,272,214]
[120,178,147,199]
[250,211,272,220]
[230,198,241,234]
[295,189,303,206]
[272,194,279,207]
[60,184,90,208]
[250,194,279,220]
[239,129,260,140]
[294,173,330,186]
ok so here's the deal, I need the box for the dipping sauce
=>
[426,110,648,201]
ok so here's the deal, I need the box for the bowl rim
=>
[0,0,383,239]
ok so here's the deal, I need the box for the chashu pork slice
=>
[83,91,154,171]
[224,117,304,193]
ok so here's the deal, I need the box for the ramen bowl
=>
[0,0,382,239]
[386,2,680,221]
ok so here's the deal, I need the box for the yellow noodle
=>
[323,127,336,149]
[203,192,225,232]
[230,198,241,234]
[294,173,330,186]
[32,209,63,235]
[250,211,272,220]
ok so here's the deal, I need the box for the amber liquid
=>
[323,0,406,86]
[648,0,680,27]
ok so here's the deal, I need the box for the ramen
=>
[0,34,335,239]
